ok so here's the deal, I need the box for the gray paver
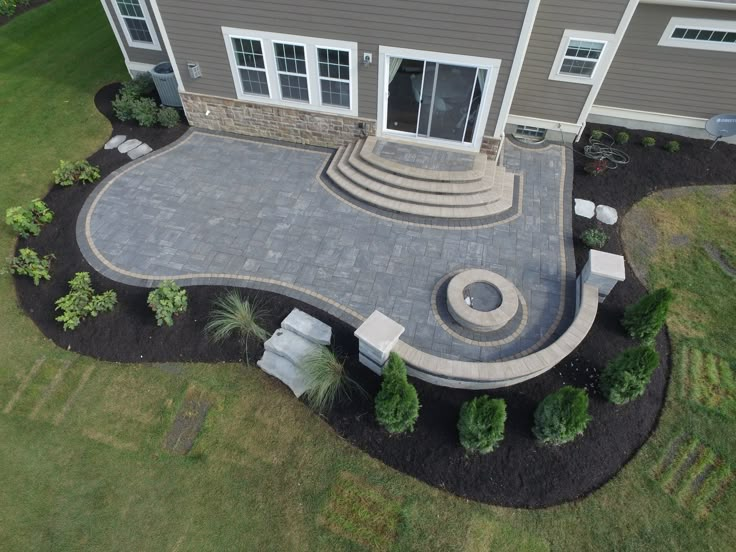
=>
[118,139,142,154]
[105,135,127,150]
[128,143,152,160]
[79,131,575,362]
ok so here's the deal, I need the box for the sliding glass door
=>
[385,56,489,145]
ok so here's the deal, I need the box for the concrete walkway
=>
[77,130,575,362]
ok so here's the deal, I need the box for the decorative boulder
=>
[596,205,618,225]
[574,198,596,219]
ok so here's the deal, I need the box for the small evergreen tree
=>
[600,345,659,404]
[458,396,507,454]
[622,288,673,344]
[375,353,420,434]
[533,386,591,445]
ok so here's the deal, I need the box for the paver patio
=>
[77,130,575,362]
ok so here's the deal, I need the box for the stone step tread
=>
[257,351,309,397]
[360,136,487,182]
[281,308,331,346]
[338,143,501,207]
[264,328,320,366]
[328,147,513,219]
[349,139,493,193]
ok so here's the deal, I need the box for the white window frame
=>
[222,28,358,116]
[272,41,312,103]
[658,17,736,53]
[316,46,353,110]
[549,30,615,85]
[111,0,161,51]
[230,37,271,97]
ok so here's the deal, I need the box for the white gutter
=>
[642,0,736,10]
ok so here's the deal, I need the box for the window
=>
[113,0,160,51]
[274,43,310,102]
[318,48,351,108]
[222,28,357,115]
[659,17,736,53]
[514,125,546,143]
[232,38,269,96]
[549,30,614,84]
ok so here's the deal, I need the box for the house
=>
[101,0,736,153]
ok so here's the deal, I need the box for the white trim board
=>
[110,0,161,51]
[658,17,736,53]
[589,105,708,128]
[126,61,156,74]
[507,114,582,135]
[643,0,736,11]
[376,45,501,152]
[221,27,359,117]
[494,0,541,137]
[548,30,616,85]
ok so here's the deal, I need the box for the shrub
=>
[0,0,28,17]
[590,129,603,141]
[533,386,591,445]
[55,272,117,331]
[121,74,155,98]
[302,346,360,413]
[457,396,507,454]
[615,131,630,144]
[601,345,659,404]
[148,280,188,326]
[642,136,656,148]
[5,199,53,238]
[132,97,159,127]
[584,159,608,176]
[112,91,138,122]
[622,288,673,344]
[9,248,53,285]
[375,352,420,434]
[664,140,680,153]
[205,290,269,360]
[158,106,181,128]
[581,228,608,249]
[53,160,100,187]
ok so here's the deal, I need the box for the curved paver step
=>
[359,136,487,182]
[347,139,496,194]
[327,146,515,219]
[336,143,502,208]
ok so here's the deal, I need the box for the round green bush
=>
[615,131,630,144]
[158,106,181,128]
[375,353,420,434]
[458,396,506,454]
[121,74,155,98]
[590,129,604,141]
[641,136,656,148]
[581,228,608,249]
[132,97,159,127]
[112,91,138,122]
[533,386,591,445]
[601,345,659,404]
[622,288,673,344]
[664,140,680,153]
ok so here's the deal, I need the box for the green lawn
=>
[1,1,735,550]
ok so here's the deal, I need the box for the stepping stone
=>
[128,143,152,160]
[104,135,126,150]
[596,205,618,225]
[281,308,331,345]
[257,351,309,397]
[574,198,595,218]
[264,328,319,366]
[118,139,142,154]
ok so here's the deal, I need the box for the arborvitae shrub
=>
[601,345,659,404]
[622,288,673,344]
[374,353,420,434]
[458,396,507,454]
[533,386,591,445]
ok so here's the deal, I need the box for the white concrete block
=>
[574,198,595,218]
[595,204,618,225]
[354,311,405,364]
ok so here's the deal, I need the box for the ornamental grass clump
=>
[533,386,591,445]
[601,345,659,404]
[9,248,54,285]
[664,140,680,153]
[302,346,360,413]
[5,199,53,238]
[148,280,188,327]
[622,288,673,345]
[55,272,117,331]
[205,290,269,361]
[457,396,507,454]
[53,160,100,187]
[375,352,420,434]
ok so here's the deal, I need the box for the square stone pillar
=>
[581,250,626,304]
[354,311,405,374]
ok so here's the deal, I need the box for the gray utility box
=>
[150,62,182,107]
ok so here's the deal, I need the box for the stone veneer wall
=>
[181,92,376,148]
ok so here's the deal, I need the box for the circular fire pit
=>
[447,269,520,332]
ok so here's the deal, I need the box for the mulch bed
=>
[0,0,52,26]
[14,88,736,507]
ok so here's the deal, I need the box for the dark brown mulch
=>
[0,0,52,26]
[15,89,734,507]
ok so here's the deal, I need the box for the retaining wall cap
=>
[589,250,626,281]
[354,310,405,352]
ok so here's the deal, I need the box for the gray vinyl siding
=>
[511,0,629,124]
[104,0,169,66]
[156,0,528,136]
[596,5,736,119]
